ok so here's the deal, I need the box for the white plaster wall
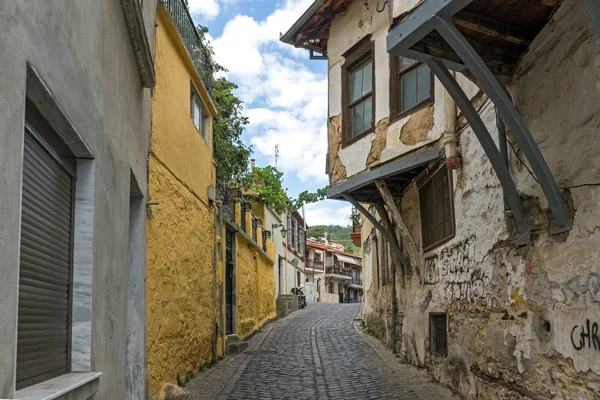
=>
[338,132,376,177]
[328,62,342,118]
[392,0,423,19]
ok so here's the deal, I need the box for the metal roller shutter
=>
[16,131,74,390]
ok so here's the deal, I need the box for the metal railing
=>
[306,259,324,270]
[351,278,363,286]
[325,266,352,276]
[216,180,235,222]
[161,0,213,94]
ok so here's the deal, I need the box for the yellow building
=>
[146,1,220,396]
[220,190,277,342]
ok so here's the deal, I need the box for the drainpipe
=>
[496,108,510,211]
[212,204,218,361]
[441,72,460,169]
[219,206,225,356]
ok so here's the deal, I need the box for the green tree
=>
[247,166,328,214]
[196,25,252,183]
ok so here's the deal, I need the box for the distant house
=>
[306,239,362,303]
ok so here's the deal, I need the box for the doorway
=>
[225,230,235,335]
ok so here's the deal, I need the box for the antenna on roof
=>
[275,144,280,169]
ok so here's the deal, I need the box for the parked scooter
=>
[291,286,307,309]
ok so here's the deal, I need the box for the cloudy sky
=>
[188,0,352,227]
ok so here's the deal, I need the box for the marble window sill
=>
[14,372,102,400]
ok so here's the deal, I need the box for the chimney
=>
[251,159,256,168]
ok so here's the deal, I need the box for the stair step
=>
[226,340,249,355]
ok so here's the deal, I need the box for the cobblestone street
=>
[185,304,458,399]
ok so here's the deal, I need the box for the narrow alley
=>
[185,304,457,399]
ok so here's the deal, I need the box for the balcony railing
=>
[351,278,363,286]
[306,259,324,270]
[216,180,235,222]
[325,266,352,276]
[161,0,213,95]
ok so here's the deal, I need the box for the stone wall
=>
[361,0,600,398]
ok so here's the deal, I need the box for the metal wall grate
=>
[430,313,448,357]
[419,164,455,251]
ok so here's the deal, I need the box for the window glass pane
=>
[418,64,431,103]
[193,101,201,130]
[362,60,372,95]
[401,69,418,112]
[350,66,363,103]
[399,57,416,72]
[363,96,372,132]
[351,103,363,137]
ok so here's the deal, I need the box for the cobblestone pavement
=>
[185,303,459,399]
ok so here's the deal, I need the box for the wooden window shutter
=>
[16,131,74,389]
[419,164,455,251]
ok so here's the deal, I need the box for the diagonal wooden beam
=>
[452,10,532,46]
[342,195,411,278]
[375,180,422,282]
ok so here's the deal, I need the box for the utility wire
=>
[506,139,600,190]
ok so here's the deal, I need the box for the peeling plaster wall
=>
[361,0,600,398]
[326,0,465,184]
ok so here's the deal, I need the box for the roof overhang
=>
[387,0,561,77]
[280,0,352,55]
[327,148,440,204]
[336,254,361,266]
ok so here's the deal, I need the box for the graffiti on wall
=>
[555,273,600,305]
[424,236,491,304]
[571,319,600,351]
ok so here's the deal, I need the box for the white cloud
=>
[188,0,220,19]
[209,0,329,184]
[304,202,353,227]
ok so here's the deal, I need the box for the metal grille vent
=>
[430,313,448,357]
[419,164,454,250]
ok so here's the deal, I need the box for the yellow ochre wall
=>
[234,235,276,338]
[146,9,220,397]
[231,201,276,339]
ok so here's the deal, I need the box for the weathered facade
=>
[0,1,156,399]
[307,239,362,304]
[146,2,220,396]
[283,0,600,398]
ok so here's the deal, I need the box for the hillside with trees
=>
[306,225,361,255]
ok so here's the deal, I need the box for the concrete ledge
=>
[15,372,101,400]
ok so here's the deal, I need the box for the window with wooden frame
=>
[419,164,455,251]
[190,83,209,143]
[342,36,374,146]
[429,312,448,357]
[390,57,433,119]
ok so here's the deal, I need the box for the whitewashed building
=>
[283,0,600,398]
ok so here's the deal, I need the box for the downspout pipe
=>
[496,108,510,211]
[441,71,460,169]
[212,204,218,361]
